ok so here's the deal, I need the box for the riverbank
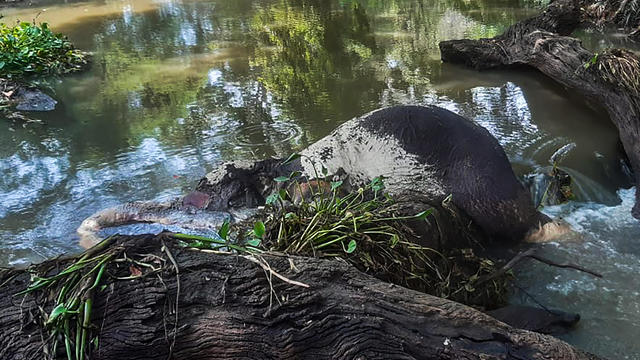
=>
[0,21,89,117]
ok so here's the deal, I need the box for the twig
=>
[288,258,300,273]
[528,252,602,278]
[0,272,19,289]
[262,264,276,317]
[512,283,552,313]
[241,255,310,288]
[476,248,602,286]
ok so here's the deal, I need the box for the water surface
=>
[0,0,637,357]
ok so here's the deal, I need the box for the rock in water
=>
[14,88,57,111]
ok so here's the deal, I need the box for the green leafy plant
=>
[255,158,509,306]
[262,173,431,257]
[0,22,88,77]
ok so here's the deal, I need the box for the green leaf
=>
[188,241,208,249]
[266,193,280,205]
[278,188,288,200]
[253,221,266,238]
[47,304,68,324]
[274,176,290,182]
[371,176,385,192]
[289,171,302,178]
[282,153,301,165]
[218,220,230,240]
[414,209,433,221]
[0,61,5,69]
[346,239,357,254]
[247,239,261,247]
[173,233,225,244]
[330,181,343,191]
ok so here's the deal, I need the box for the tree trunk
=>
[0,234,599,360]
[439,0,640,219]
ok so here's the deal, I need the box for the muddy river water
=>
[1,0,639,357]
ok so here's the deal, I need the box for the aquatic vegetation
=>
[256,161,509,307]
[0,22,88,78]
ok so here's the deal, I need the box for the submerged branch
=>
[476,248,602,288]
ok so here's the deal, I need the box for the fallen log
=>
[439,0,640,219]
[0,234,600,359]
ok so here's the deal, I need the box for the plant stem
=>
[79,299,92,360]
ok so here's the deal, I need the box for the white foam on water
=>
[519,187,640,358]
[544,187,639,241]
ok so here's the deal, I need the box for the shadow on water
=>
[0,0,638,357]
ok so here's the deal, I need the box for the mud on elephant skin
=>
[194,159,299,210]
[78,105,567,248]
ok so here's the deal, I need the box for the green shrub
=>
[0,22,88,77]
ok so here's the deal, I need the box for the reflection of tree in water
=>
[250,0,382,131]
[55,0,543,162]
[188,65,297,159]
[246,0,535,128]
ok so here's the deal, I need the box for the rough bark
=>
[0,234,599,360]
[439,0,640,219]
